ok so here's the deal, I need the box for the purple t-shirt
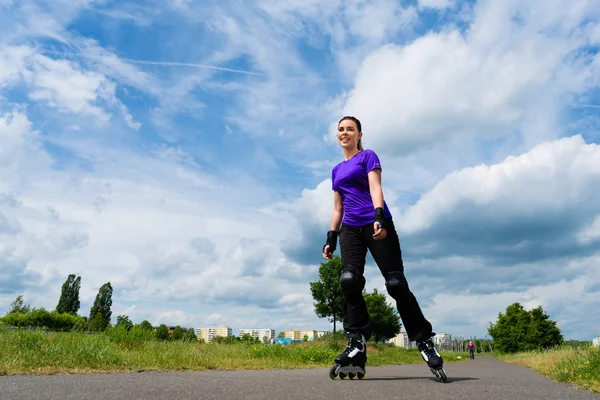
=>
[331,149,393,227]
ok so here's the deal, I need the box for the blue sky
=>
[1,0,600,341]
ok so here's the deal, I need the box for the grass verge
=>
[0,326,468,375]
[497,345,600,394]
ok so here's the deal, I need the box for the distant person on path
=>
[468,341,475,359]
[322,116,445,380]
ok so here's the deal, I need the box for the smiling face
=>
[337,118,362,150]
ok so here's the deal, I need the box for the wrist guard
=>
[375,207,386,229]
[323,230,338,254]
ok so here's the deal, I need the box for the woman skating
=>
[323,116,447,382]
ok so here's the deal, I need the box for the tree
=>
[528,306,563,349]
[488,302,563,353]
[56,274,81,314]
[185,328,197,342]
[89,312,105,332]
[8,295,31,314]
[488,303,530,353]
[172,326,184,340]
[364,288,401,343]
[115,315,134,331]
[88,282,113,331]
[155,324,169,340]
[309,255,344,333]
[241,333,253,342]
[277,331,285,338]
[137,320,153,331]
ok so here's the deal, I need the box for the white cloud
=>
[257,0,418,81]
[279,179,336,265]
[258,0,417,49]
[334,0,600,157]
[393,135,600,268]
[418,0,455,10]
[401,135,600,235]
[578,216,600,244]
[158,0,418,151]
[0,110,52,189]
[0,0,92,45]
[0,107,328,332]
[0,46,32,88]
[76,39,159,96]
[27,54,115,120]
[0,45,142,129]
[421,267,600,340]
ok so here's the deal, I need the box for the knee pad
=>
[339,265,365,297]
[385,272,409,298]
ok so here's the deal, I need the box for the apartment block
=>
[196,327,233,342]
[392,331,416,349]
[239,328,275,342]
[434,332,452,347]
[280,329,318,341]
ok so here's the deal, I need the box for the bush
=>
[104,325,155,349]
[155,324,169,340]
[0,309,87,332]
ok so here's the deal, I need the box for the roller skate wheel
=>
[348,372,355,379]
[357,371,365,380]
[329,364,339,380]
[437,368,448,383]
[339,372,347,379]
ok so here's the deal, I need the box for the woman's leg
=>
[364,219,432,342]
[338,224,371,339]
[365,219,445,372]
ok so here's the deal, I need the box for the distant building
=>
[239,328,275,342]
[392,331,416,349]
[167,326,190,334]
[196,327,232,342]
[593,336,600,348]
[434,332,452,347]
[280,329,318,341]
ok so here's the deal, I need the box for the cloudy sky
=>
[1,0,599,341]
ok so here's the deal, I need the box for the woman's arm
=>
[368,169,385,209]
[330,190,344,231]
[323,191,344,259]
[368,168,388,239]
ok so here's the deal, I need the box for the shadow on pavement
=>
[363,376,479,383]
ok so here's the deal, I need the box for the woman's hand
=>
[372,222,387,240]
[323,244,333,259]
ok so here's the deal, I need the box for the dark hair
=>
[338,116,363,151]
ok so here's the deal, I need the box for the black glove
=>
[375,207,386,230]
[322,230,338,255]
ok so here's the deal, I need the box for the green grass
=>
[497,345,600,394]
[0,326,468,375]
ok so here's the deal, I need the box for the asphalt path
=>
[1,355,598,399]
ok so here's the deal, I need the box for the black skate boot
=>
[417,334,448,383]
[329,332,367,380]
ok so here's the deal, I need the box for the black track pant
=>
[338,218,433,342]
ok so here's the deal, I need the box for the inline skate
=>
[329,332,367,380]
[417,334,448,383]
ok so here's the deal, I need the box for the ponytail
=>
[357,138,363,151]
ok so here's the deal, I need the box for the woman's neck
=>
[343,147,361,161]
